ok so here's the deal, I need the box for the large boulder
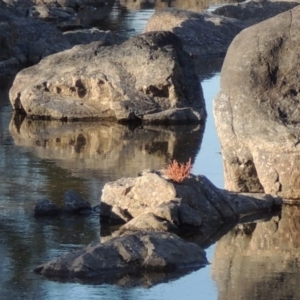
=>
[100,170,282,233]
[34,231,208,283]
[213,5,300,199]
[9,31,206,123]
[144,2,298,56]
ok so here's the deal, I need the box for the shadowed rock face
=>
[212,205,300,300]
[213,5,300,200]
[9,31,206,123]
[144,2,298,57]
[9,116,204,179]
[34,231,208,284]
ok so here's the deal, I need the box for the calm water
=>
[1,1,297,299]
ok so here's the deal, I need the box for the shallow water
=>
[0,72,222,300]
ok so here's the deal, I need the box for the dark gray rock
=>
[29,5,76,21]
[212,1,299,25]
[34,198,60,216]
[144,2,299,57]
[63,28,127,47]
[63,189,92,214]
[9,31,206,124]
[213,5,300,200]
[34,231,208,281]
[0,4,71,82]
[144,8,245,57]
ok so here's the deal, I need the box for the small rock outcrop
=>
[144,2,298,56]
[9,31,206,123]
[213,5,300,200]
[34,231,208,281]
[100,170,282,233]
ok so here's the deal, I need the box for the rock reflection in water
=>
[9,115,204,180]
[212,205,300,300]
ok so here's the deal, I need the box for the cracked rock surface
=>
[214,5,300,200]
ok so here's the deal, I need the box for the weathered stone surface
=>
[213,1,299,25]
[63,28,127,47]
[34,231,208,281]
[9,31,206,123]
[212,205,300,300]
[144,8,245,56]
[29,5,76,21]
[120,212,179,232]
[144,2,298,56]
[100,170,282,232]
[34,198,60,216]
[0,1,124,84]
[213,5,300,199]
[0,3,71,82]
[63,189,92,214]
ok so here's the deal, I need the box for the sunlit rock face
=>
[212,205,300,299]
[9,31,206,123]
[214,6,300,199]
[9,116,203,178]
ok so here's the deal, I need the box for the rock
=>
[9,31,206,123]
[34,231,208,281]
[144,2,298,56]
[212,1,299,26]
[29,5,76,21]
[0,4,71,80]
[63,28,127,47]
[144,8,245,57]
[213,5,300,199]
[63,189,92,214]
[34,198,60,216]
[120,212,179,232]
[101,170,282,232]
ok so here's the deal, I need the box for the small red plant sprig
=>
[163,158,192,183]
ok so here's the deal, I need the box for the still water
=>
[1,1,298,299]
[0,72,221,298]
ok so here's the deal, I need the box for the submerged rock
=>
[34,198,60,216]
[213,5,300,200]
[63,189,92,214]
[9,31,206,123]
[34,231,208,281]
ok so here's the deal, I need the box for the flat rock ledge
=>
[100,170,282,234]
[34,231,208,282]
[9,31,206,124]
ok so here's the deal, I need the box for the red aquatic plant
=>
[163,158,192,183]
